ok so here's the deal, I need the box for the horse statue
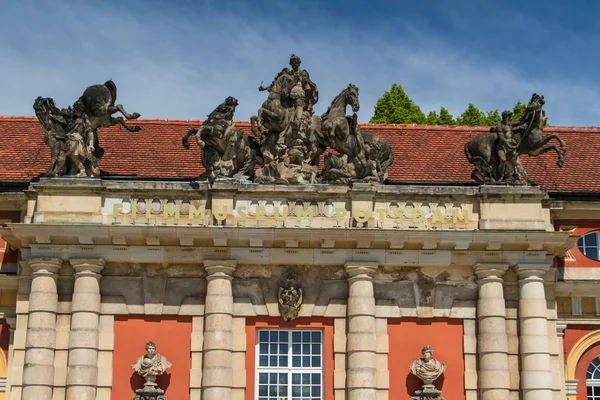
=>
[33,97,99,177]
[33,80,142,177]
[464,93,566,185]
[314,84,394,183]
[182,96,261,181]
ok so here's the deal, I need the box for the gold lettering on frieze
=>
[109,198,474,229]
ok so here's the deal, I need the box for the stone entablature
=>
[23,177,557,230]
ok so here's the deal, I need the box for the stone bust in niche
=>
[409,345,446,400]
[132,341,172,399]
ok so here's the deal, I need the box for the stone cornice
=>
[2,223,574,255]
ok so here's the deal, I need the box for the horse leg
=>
[108,104,141,120]
[182,128,199,149]
[528,144,565,167]
[111,116,142,132]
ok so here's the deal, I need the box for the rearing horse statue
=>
[465,93,566,184]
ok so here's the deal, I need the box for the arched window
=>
[578,231,600,261]
[587,355,600,399]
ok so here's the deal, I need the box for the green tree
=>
[512,101,548,125]
[425,110,440,124]
[370,83,426,124]
[512,101,526,122]
[457,103,486,126]
[484,109,501,126]
[438,107,455,125]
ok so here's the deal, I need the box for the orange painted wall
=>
[245,317,334,400]
[112,315,192,400]
[564,325,600,400]
[388,318,465,399]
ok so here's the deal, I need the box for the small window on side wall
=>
[578,231,600,261]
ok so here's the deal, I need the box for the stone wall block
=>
[203,330,233,351]
[71,293,101,313]
[201,366,233,387]
[28,292,58,312]
[22,364,55,386]
[346,368,377,389]
[66,364,98,385]
[69,348,98,365]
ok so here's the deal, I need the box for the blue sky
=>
[1,0,599,126]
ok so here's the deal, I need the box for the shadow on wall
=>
[129,371,172,395]
[405,371,445,396]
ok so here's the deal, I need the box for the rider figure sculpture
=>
[493,110,527,181]
[259,54,318,127]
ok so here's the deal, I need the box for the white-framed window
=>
[578,231,600,261]
[256,329,323,400]
[587,355,600,399]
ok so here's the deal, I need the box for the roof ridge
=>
[1,115,600,132]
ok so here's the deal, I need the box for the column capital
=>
[69,258,105,275]
[27,257,62,275]
[204,260,237,279]
[514,263,551,280]
[345,262,378,280]
[474,263,509,281]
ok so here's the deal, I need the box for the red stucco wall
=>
[388,318,465,399]
[112,315,192,400]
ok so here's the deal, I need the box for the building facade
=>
[0,116,598,400]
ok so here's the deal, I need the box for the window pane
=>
[585,233,598,247]
[303,332,311,342]
[293,331,302,342]
[280,331,288,342]
[292,344,301,354]
[312,356,321,367]
[270,331,278,342]
[259,331,269,342]
[259,355,268,366]
[312,331,321,342]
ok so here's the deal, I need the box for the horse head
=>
[527,93,545,112]
[346,84,360,113]
[209,96,239,121]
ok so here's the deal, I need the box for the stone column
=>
[474,263,510,400]
[66,258,105,400]
[515,264,552,400]
[22,258,62,400]
[345,262,378,400]
[202,260,236,400]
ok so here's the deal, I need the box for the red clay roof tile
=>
[0,116,597,192]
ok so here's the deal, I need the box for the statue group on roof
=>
[34,55,567,186]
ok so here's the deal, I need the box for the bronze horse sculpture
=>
[464,93,566,184]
